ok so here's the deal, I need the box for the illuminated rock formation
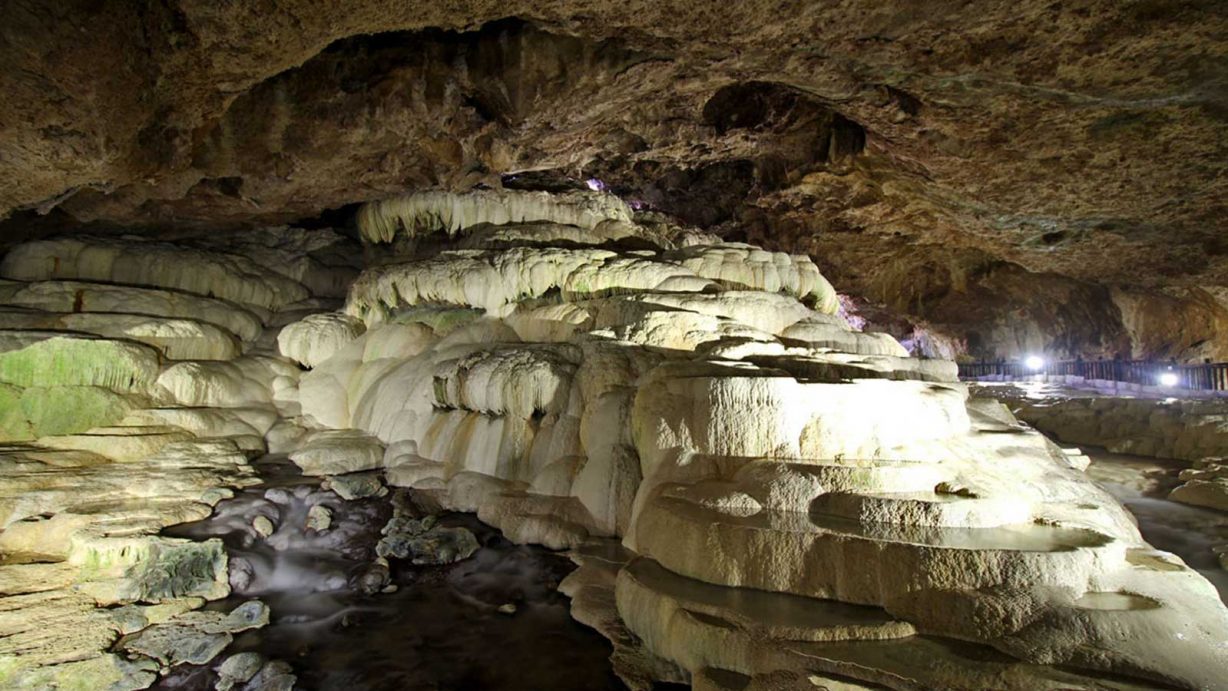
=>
[284,191,1228,689]
[1,191,1225,689]
[0,227,343,688]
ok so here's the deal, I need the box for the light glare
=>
[1159,372,1179,387]
[1025,355,1044,371]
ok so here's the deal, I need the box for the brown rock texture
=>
[1,0,1226,359]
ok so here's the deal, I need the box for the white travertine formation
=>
[0,309,240,360]
[1168,457,1228,513]
[156,356,296,409]
[345,247,718,321]
[0,279,265,342]
[277,312,366,368]
[0,331,163,393]
[454,221,642,250]
[356,189,633,243]
[1012,392,1228,463]
[192,226,361,299]
[0,439,257,689]
[333,192,1228,689]
[782,317,910,356]
[664,242,840,312]
[1,193,1226,690]
[289,429,385,476]
[0,226,364,689]
[0,236,310,310]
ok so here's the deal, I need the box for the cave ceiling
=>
[1,0,1226,355]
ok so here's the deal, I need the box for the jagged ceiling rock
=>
[1,0,1226,358]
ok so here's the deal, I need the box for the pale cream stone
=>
[288,429,385,476]
[277,311,366,368]
[0,236,310,310]
[356,189,633,243]
[0,279,265,342]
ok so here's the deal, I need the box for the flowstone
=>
[1,193,1225,689]
[276,189,1228,689]
[0,226,356,688]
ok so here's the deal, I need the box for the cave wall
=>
[2,0,1226,361]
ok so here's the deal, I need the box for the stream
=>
[1084,447,1228,603]
[147,447,1228,689]
[154,455,625,691]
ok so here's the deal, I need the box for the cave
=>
[1,3,1227,690]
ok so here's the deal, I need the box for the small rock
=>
[247,660,297,691]
[306,504,332,531]
[218,600,270,631]
[1169,478,1228,513]
[252,515,275,538]
[497,603,517,615]
[263,488,293,505]
[229,557,256,592]
[216,651,264,691]
[1213,544,1228,571]
[355,558,391,594]
[376,524,479,565]
[325,472,387,500]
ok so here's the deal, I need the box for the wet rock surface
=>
[1169,458,1228,514]
[376,497,481,565]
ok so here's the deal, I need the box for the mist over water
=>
[156,456,624,690]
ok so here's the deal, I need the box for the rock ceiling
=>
[1,0,1226,359]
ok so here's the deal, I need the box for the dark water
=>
[156,456,625,691]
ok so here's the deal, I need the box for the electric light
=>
[1159,372,1179,387]
[1025,355,1044,371]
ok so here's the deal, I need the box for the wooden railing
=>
[958,360,1228,391]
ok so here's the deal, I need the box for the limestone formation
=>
[300,192,1228,687]
[277,312,366,368]
[356,189,634,243]
[118,600,269,667]
[1009,391,1228,463]
[0,279,266,343]
[0,237,309,311]
[0,227,348,688]
[1170,458,1228,514]
[0,190,1225,690]
[289,429,386,476]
